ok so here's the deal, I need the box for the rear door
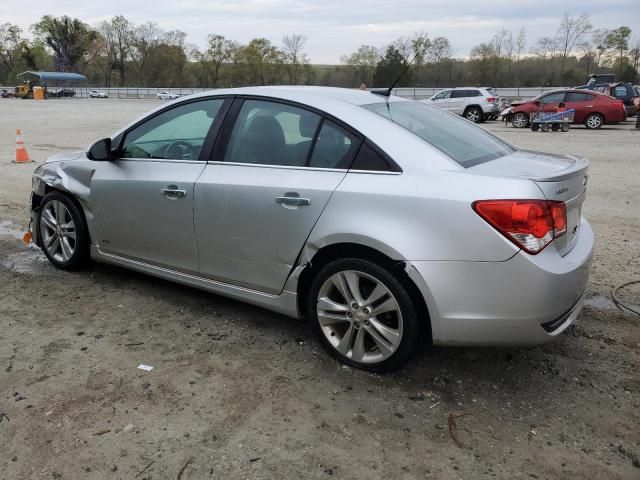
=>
[194,98,361,294]
[564,92,596,123]
[90,98,229,272]
[449,90,470,115]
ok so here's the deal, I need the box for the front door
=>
[195,98,361,294]
[428,90,451,112]
[91,98,227,272]
[538,92,567,114]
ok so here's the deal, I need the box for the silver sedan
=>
[29,87,594,372]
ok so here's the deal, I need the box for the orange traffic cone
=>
[13,129,33,163]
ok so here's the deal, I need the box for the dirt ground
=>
[0,98,639,480]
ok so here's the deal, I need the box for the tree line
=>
[0,13,638,89]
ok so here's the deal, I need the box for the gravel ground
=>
[0,98,639,480]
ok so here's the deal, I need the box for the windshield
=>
[362,101,515,167]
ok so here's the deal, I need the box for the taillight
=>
[472,200,567,254]
[486,97,497,102]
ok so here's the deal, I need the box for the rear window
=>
[362,101,515,168]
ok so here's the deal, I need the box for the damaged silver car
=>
[29,86,594,372]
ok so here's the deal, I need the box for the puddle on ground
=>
[0,220,63,276]
[585,294,640,314]
[585,295,617,310]
[1,249,63,276]
[0,220,26,240]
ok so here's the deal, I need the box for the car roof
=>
[185,86,409,107]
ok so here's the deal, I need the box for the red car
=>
[510,89,626,129]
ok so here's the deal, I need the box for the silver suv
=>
[422,87,500,123]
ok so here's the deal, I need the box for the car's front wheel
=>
[512,112,529,128]
[307,258,420,372]
[37,191,89,270]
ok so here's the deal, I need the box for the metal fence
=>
[1,85,563,101]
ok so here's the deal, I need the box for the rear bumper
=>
[482,103,500,114]
[407,219,594,346]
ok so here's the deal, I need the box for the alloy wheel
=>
[316,270,403,364]
[40,200,77,263]
[512,113,528,128]
[586,114,602,129]
[466,108,481,123]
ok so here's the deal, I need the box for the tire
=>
[531,123,540,131]
[512,112,529,128]
[464,106,483,123]
[307,258,421,373]
[584,113,603,129]
[561,123,570,132]
[541,124,550,132]
[37,191,90,270]
[551,124,560,131]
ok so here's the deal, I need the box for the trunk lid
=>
[469,149,588,256]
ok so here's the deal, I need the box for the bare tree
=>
[515,27,526,61]
[557,13,592,80]
[590,29,609,72]
[282,34,309,84]
[0,23,23,74]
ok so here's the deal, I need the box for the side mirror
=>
[87,138,112,161]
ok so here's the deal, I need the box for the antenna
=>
[371,51,421,97]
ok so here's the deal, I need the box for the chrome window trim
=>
[205,160,402,175]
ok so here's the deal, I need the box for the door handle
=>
[161,185,186,198]
[275,193,311,207]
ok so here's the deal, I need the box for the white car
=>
[157,91,180,100]
[422,87,500,123]
[89,90,108,98]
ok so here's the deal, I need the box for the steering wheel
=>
[164,140,196,160]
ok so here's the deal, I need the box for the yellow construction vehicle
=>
[14,80,47,99]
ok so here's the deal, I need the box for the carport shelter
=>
[17,71,88,97]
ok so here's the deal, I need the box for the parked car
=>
[157,91,180,100]
[421,87,500,122]
[509,89,626,129]
[1,88,11,98]
[578,82,638,116]
[49,88,76,98]
[89,90,109,98]
[28,87,593,372]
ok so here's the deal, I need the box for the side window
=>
[433,90,451,100]
[308,120,360,169]
[614,86,627,97]
[121,99,224,160]
[566,92,595,102]
[451,90,469,98]
[224,100,321,167]
[350,142,391,172]
[539,92,565,104]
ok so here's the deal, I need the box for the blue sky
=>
[2,0,639,63]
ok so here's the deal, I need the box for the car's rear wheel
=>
[464,106,483,123]
[585,113,603,129]
[37,191,89,270]
[512,112,528,128]
[307,258,420,373]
